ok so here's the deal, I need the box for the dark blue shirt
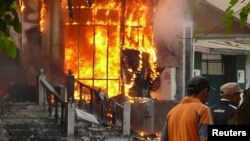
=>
[210,99,237,124]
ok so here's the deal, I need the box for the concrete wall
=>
[130,100,177,134]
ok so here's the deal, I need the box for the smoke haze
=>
[153,0,191,68]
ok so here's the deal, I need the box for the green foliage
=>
[240,2,250,28]
[0,0,22,59]
[223,0,250,34]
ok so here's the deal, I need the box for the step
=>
[0,118,64,139]
[1,102,63,124]
[0,102,66,140]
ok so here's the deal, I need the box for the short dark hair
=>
[187,76,210,96]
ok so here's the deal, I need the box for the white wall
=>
[245,55,250,89]
[239,55,250,105]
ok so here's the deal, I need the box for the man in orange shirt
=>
[160,76,214,141]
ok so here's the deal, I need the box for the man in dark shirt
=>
[210,82,242,124]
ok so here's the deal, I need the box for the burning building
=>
[0,0,194,139]
[7,0,162,100]
[9,0,191,100]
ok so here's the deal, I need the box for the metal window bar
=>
[202,60,224,75]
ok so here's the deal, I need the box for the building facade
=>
[193,1,250,105]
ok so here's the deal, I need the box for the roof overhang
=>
[195,40,250,55]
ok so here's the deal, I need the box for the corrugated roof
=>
[195,40,250,54]
[195,1,250,54]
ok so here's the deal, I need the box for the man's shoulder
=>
[210,102,237,112]
[210,100,231,107]
[210,104,219,109]
[210,103,229,108]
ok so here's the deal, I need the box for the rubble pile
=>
[75,121,125,140]
[0,102,131,141]
[0,96,163,141]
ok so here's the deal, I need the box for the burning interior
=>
[61,0,158,99]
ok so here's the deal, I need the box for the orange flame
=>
[40,0,46,32]
[19,0,25,12]
[62,0,156,99]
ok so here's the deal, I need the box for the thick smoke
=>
[153,0,191,68]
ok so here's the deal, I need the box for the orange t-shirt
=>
[165,97,213,141]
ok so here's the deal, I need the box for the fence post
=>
[123,97,131,136]
[66,69,75,102]
[66,98,75,137]
[37,69,46,106]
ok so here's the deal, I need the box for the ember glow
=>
[38,0,158,100]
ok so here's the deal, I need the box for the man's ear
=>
[204,88,210,93]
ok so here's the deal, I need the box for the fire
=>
[40,0,46,32]
[19,0,25,12]
[37,0,157,99]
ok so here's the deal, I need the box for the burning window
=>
[61,0,158,99]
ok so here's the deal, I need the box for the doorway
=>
[201,54,224,106]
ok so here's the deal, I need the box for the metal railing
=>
[37,68,75,137]
[74,79,99,113]
[37,68,131,137]
[74,79,131,136]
